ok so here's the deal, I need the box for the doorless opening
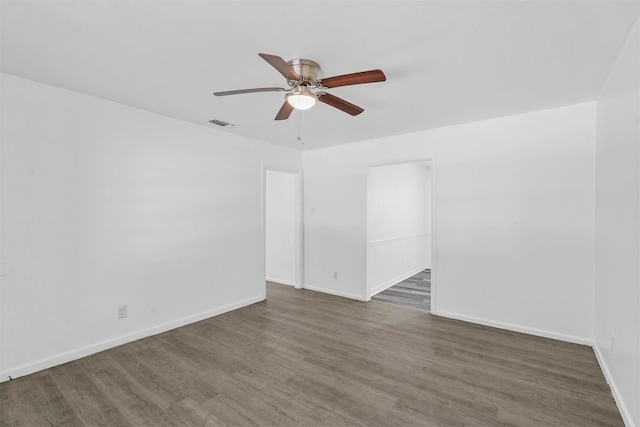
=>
[264,167,303,296]
[366,160,433,311]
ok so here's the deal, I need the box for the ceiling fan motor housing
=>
[287,58,321,86]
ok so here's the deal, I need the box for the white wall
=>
[266,170,296,285]
[367,162,431,296]
[0,73,301,380]
[594,18,640,427]
[304,102,595,343]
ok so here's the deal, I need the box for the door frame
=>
[262,164,304,299]
[365,157,437,312]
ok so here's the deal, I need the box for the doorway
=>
[366,160,434,311]
[264,167,303,294]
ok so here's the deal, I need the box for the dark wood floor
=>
[371,268,431,311]
[0,282,622,426]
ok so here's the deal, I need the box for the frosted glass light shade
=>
[286,87,317,110]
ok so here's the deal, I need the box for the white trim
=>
[369,265,428,297]
[266,277,295,286]
[366,157,433,168]
[262,164,304,291]
[431,309,594,346]
[0,295,264,383]
[593,345,636,427]
[365,166,373,301]
[369,233,430,246]
[365,157,435,302]
[297,168,305,290]
[303,284,367,301]
[430,158,438,313]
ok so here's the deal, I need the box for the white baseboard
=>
[0,295,265,383]
[431,309,593,346]
[266,277,295,286]
[593,345,635,427]
[303,284,366,301]
[369,265,428,297]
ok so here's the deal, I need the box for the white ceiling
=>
[1,1,638,151]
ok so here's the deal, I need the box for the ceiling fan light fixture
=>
[286,86,317,110]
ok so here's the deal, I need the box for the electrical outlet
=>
[333,271,338,279]
[118,305,128,319]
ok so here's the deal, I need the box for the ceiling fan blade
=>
[317,93,364,116]
[259,53,301,81]
[213,87,286,96]
[318,70,386,88]
[275,101,294,120]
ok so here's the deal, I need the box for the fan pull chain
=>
[297,110,305,145]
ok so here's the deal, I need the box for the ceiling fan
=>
[213,53,386,120]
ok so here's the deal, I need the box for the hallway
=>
[371,269,431,311]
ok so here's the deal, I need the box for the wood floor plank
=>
[0,282,623,426]
[372,268,431,311]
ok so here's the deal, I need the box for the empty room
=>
[1,1,639,426]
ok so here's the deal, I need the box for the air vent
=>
[209,119,235,127]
